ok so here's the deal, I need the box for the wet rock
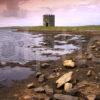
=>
[87,70,92,77]
[41,63,50,69]
[56,71,73,88]
[53,94,78,100]
[34,87,45,93]
[64,83,73,93]
[44,85,54,95]
[63,60,75,68]
[38,74,45,83]
[36,71,42,78]
[27,83,35,89]
[1,61,6,66]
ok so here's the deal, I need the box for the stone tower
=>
[43,15,55,27]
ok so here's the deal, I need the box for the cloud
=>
[0,0,28,18]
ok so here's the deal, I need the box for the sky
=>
[0,0,100,27]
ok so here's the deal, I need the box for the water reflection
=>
[0,29,85,64]
[0,66,34,86]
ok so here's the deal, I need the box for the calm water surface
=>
[0,28,86,85]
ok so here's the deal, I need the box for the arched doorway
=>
[46,22,49,27]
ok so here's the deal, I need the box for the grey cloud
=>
[0,0,29,18]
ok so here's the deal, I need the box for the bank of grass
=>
[17,25,100,32]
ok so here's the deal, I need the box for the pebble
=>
[38,74,45,83]
[34,87,45,93]
[87,70,92,77]
[36,71,42,78]
[41,63,50,69]
[27,83,35,89]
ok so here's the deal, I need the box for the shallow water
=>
[0,29,86,85]
[0,66,34,86]
[0,29,85,64]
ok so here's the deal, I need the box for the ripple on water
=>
[0,29,86,63]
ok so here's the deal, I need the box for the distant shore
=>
[15,26,100,36]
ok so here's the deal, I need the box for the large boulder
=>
[56,71,73,88]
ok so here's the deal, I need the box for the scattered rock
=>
[23,95,32,100]
[34,87,45,93]
[90,45,96,49]
[44,85,54,95]
[41,63,50,69]
[87,95,96,100]
[38,74,45,83]
[63,60,75,68]
[66,88,79,96]
[87,54,93,60]
[44,96,51,100]
[33,95,50,100]
[56,71,73,88]
[27,83,35,89]
[73,81,100,98]
[48,74,55,79]
[87,70,92,77]
[56,72,60,77]
[55,90,62,94]
[76,59,87,68]
[36,71,42,78]
[64,83,73,93]
[53,68,59,72]
[76,69,79,72]
[54,94,78,100]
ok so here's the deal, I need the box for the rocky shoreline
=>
[0,31,100,100]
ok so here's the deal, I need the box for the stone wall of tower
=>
[43,15,55,27]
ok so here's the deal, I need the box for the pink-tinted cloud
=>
[0,0,29,18]
[0,0,100,26]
